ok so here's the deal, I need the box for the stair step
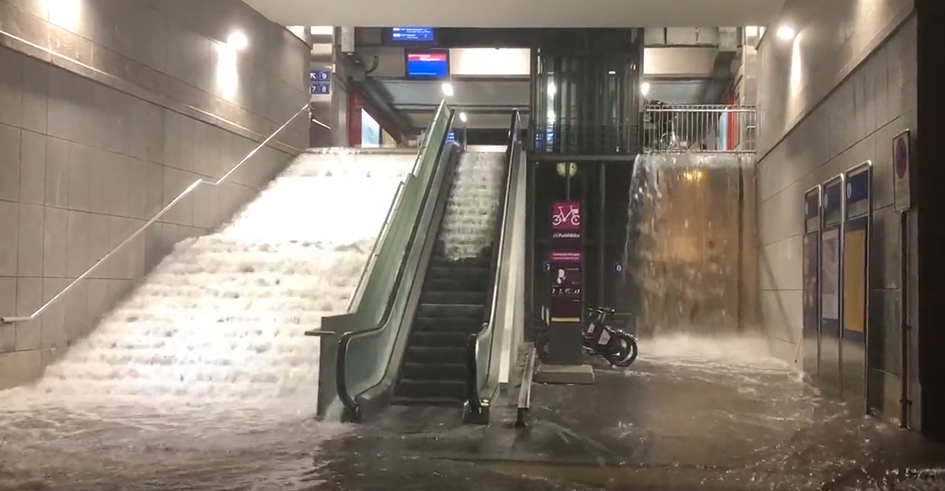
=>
[395,379,466,401]
[416,303,484,320]
[404,346,467,364]
[428,265,490,282]
[419,290,487,305]
[410,331,469,348]
[413,316,482,334]
[402,362,468,381]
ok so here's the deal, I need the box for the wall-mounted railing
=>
[1,104,317,325]
[643,104,757,153]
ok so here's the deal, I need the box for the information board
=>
[391,27,435,43]
[549,251,582,323]
[405,50,450,79]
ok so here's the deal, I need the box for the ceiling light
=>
[641,82,651,97]
[777,25,796,41]
[608,70,616,75]
[227,31,248,50]
[459,112,467,123]
[441,82,454,97]
[547,82,556,97]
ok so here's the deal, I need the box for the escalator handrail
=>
[336,103,456,418]
[467,109,522,413]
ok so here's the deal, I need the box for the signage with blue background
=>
[391,27,435,42]
[310,69,331,95]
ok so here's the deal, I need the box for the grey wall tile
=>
[14,277,42,351]
[19,130,46,205]
[68,142,93,212]
[0,200,19,276]
[66,210,91,278]
[40,277,68,348]
[19,57,48,134]
[0,123,22,201]
[44,137,69,208]
[42,206,68,277]
[16,203,44,277]
[0,48,23,128]
[0,278,15,353]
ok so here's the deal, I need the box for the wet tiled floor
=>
[3,337,945,490]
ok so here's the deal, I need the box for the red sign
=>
[551,201,581,239]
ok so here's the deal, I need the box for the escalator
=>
[393,152,504,405]
[318,105,525,423]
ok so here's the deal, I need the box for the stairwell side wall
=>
[0,0,310,388]
[754,0,916,422]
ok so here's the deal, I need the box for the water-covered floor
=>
[2,336,945,490]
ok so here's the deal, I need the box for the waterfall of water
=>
[625,152,756,338]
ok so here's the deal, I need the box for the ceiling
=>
[243,0,784,28]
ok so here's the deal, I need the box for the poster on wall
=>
[842,168,871,341]
[803,234,820,332]
[549,251,582,323]
[551,201,582,240]
[821,228,841,323]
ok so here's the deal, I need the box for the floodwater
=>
[1,149,943,490]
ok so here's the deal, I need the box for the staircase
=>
[392,151,506,406]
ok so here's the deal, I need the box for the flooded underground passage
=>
[3,3,945,491]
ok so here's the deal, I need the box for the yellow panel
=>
[843,229,867,333]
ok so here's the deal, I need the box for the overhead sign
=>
[391,27,435,42]
[893,130,912,212]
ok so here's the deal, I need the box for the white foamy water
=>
[0,151,414,424]
[439,152,506,260]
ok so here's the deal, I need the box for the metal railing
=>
[1,103,315,324]
[642,104,757,153]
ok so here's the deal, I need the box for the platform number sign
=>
[310,69,331,95]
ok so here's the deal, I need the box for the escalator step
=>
[428,265,490,282]
[419,290,487,305]
[395,379,466,401]
[413,316,482,333]
[416,303,484,319]
[404,346,467,364]
[402,362,468,381]
[410,331,469,348]
[424,278,491,293]
[429,254,492,269]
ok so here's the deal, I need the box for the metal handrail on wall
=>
[0,103,314,325]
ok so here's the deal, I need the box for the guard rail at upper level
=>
[1,103,319,325]
[643,104,757,153]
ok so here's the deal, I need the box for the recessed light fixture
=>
[777,25,796,41]
[459,112,467,123]
[227,31,248,50]
[641,82,651,97]
[441,82,454,97]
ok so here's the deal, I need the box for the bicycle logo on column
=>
[551,201,581,239]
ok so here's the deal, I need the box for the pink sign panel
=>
[551,201,581,239]
[550,251,582,263]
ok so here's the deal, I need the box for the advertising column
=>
[843,162,872,412]
[547,201,584,365]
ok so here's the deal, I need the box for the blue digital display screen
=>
[405,50,449,79]
[391,27,435,42]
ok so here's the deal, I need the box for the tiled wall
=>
[755,0,917,419]
[0,1,310,388]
